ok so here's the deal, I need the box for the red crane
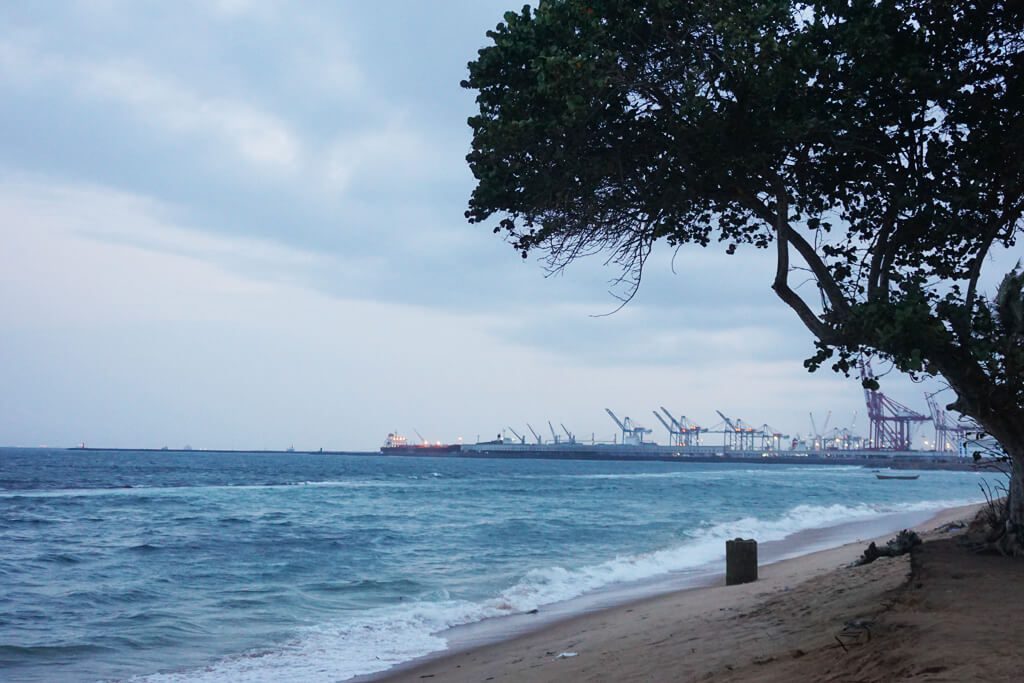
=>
[924,391,973,453]
[860,361,929,450]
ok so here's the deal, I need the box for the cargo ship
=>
[380,432,462,455]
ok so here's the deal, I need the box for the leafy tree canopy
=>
[462,0,1023,452]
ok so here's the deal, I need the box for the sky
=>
[0,0,982,451]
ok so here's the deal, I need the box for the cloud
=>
[490,298,802,368]
[78,60,303,172]
[0,38,302,172]
[322,118,447,193]
[0,2,955,450]
[207,0,261,16]
[0,176,333,324]
[0,173,946,449]
[0,27,457,202]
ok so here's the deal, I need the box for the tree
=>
[462,0,1024,548]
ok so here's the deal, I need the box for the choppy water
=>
[0,448,984,682]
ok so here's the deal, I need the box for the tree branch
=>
[868,206,896,302]
[961,225,1000,342]
[740,186,851,321]
[769,188,834,341]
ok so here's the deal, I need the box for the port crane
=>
[548,421,562,445]
[924,391,973,453]
[828,426,862,450]
[561,423,576,444]
[653,411,676,444]
[505,427,526,445]
[860,361,929,450]
[808,411,831,449]
[605,409,652,445]
[758,424,788,451]
[526,423,544,445]
[843,411,860,449]
[654,407,703,447]
[715,410,758,450]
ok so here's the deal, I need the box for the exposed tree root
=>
[963,493,1024,557]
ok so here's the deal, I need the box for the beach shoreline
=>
[370,502,984,683]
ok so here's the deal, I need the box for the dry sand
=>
[376,503,1024,682]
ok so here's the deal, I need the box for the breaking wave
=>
[134,497,971,683]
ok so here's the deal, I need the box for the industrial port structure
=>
[377,360,982,470]
[462,367,977,463]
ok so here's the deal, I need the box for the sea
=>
[0,448,987,682]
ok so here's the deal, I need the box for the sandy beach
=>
[376,503,1024,682]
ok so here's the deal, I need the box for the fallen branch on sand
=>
[834,618,874,653]
[854,530,922,566]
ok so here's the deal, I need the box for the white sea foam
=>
[291,479,408,488]
[131,600,471,683]
[483,498,974,612]
[130,497,974,683]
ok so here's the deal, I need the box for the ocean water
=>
[0,448,985,682]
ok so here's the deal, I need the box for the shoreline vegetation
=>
[373,503,1023,682]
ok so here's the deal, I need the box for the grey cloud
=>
[1,1,960,447]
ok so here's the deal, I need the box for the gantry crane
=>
[758,424,788,451]
[715,410,758,450]
[924,391,973,453]
[860,360,929,450]
[605,409,652,445]
[653,411,677,445]
[808,411,832,449]
[659,407,703,446]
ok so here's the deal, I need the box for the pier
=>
[457,442,972,470]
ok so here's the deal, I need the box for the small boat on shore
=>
[876,474,920,480]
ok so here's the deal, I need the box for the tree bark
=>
[1007,448,1024,553]
[968,407,1024,555]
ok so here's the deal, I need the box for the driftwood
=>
[854,530,922,566]
[834,618,874,653]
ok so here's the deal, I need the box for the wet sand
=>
[376,503,1023,682]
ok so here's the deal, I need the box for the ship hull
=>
[379,444,462,455]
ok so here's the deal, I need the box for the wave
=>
[0,643,116,661]
[481,498,975,613]
[0,480,406,498]
[131,497,974,683]
[127,543,162,553]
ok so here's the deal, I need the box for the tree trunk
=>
[1007,448,1024,554]
[933,357,1024,553]
[973,413,1024,555]
[944,381,1024,554]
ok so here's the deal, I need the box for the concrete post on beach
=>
[726,538,758,585]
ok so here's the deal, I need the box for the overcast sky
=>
[0,0,974,451]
